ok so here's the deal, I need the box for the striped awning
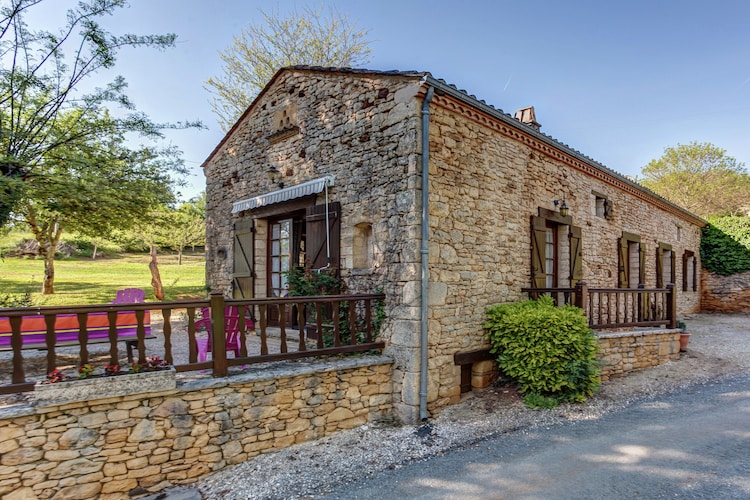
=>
[231,175,335,214]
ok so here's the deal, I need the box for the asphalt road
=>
[320,374,750,499]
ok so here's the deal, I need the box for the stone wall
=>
[424,93,702,412]
[701,268,750,312]
[0,357,393,500]
[596,330,681,381]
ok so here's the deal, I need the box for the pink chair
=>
[112,288,146,304]
[195,306,254,362]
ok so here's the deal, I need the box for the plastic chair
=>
[196,306,254,362]
[112,288,146,304]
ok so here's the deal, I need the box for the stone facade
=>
[700,268,750,312]
[203,67,705,422]
[0,358,393,499]
[596,330,681,381]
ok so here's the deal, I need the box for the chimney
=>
[514,106,541,131]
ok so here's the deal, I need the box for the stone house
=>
[203,66,704,422]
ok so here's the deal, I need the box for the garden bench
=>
[0,310,154,363]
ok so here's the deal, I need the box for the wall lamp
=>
[554,198,569,217]
[267,166,284,189]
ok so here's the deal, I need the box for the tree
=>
[640,141,750,217]
[18,107,182,294]
[0,0,198,227]
[205,5,371,131]
[153,198,206,265]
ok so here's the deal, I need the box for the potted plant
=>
[677,320,690,352]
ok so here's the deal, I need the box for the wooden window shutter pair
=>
[618,232,644,288]
[656,243,675,288]
[530,216,583,287]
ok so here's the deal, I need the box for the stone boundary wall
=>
[0,357,393,500]
[701,268,750,312]
[596,330,680,381]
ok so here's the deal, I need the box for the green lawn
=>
[0,252,206,305]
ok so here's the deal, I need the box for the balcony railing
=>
[522,282,677,330]
[0,292,385,395]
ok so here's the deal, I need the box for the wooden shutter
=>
[682,252,688,291]
[670,250,676,285]
[656,246,664,288]
[232,219,254,298]
[305,202,341,272]
[638,242,646,287]
[692,255,697,291]
[531,216,547,288]
[569,225,583,284]
[618,238,628,288]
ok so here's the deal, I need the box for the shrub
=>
[0,292,33,308]
[484,296,600,408]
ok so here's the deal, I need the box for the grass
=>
[0,252,206,305]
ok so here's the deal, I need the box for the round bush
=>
[484,295,600,407]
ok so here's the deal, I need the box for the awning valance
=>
[231,175,335,214]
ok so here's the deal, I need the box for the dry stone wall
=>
[701,268,750,312]
[597,330,681,380]
[0,358,393,500]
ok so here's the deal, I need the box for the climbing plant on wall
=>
[701,216,750,276]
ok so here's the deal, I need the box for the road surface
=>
[321,374,750,499]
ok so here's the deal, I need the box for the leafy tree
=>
[205,5,371,131]
[640,141,750,217]
[154,198,206,265]
[0,0,199,227]
[18,107,182,294]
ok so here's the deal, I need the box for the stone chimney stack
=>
[514,106,541,131]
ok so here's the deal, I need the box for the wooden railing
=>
[0,292,385,395]
[522,282,677,330]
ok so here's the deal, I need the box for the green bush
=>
[484,296,600,408]
[701,216,750,276]
[0,292,33,308]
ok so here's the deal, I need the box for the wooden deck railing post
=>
[574,281,588,318]
[210,292,228,377]
[666,283,677,329]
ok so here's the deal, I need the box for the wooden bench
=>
[0,310,154,362]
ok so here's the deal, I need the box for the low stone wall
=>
[0,357,393,500]
[596,329,680,381]
[701,268,750,312]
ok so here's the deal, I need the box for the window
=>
[592,191,613,220]
[683,250,697,292]
[531,209,582,289]
[619,232,644,288]
[656,243,675,287]
[269,219,294,297]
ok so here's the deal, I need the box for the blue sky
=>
[27,1,750,201]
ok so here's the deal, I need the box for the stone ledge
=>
[178,355,393,393]
[34,367,176,407]
[596,328,680,340]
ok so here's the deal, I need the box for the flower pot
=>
[35,367,175,406]
[679,332,690,352]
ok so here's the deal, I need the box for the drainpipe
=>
[419,85,435,421]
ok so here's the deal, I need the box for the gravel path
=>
[189,312,750,500]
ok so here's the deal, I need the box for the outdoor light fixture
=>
[267,166,284,189]
[554,198,569,217]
